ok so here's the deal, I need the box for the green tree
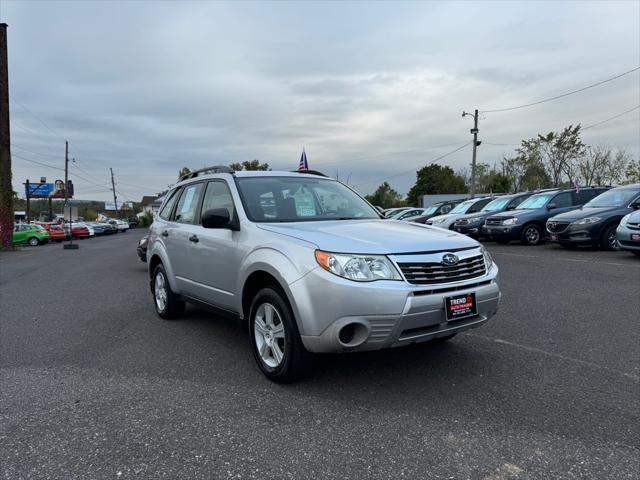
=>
[407,164,467,206]
[229,159,270,171]
[625,158,640,184]
[365,182,405,208]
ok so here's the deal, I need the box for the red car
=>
[62,223,90,239]
[34,222,66,242]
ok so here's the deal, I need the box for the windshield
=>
[421,205,439,216]
[584,188,639,208]
[481,197,511,212]
[449,200,474,214]
[236,176,381,222]
[517,193,554,209]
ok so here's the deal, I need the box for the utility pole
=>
[110,168,118,218]
[64,141,69,205]
[0,23,13,250]
[462,109,481,198]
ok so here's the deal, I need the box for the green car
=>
[13,224,50,246]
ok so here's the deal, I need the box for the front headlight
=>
[619,213,631,227]
[502,218,518,225]
[573,216,602,225]
[480,246,494,271]
[432,217,446,224]
[315,250,402,282]
[468,217,482,225]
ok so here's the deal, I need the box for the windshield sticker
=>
[294,188,316,216]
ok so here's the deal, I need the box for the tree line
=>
[367,124,639,208]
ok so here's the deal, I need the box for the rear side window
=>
[159,189,180,220]
[201,181,236,221]
[174,183,205,224]
[553,192,572,208]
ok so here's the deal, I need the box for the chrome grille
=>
[485,217,505,226]
[546,221,570,234]
[628,222,640,231]
[398,254,486,285]
[455,218,469,226]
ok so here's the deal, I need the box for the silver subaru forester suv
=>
[147,167,501,381]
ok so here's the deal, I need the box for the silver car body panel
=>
[148,171,501,353]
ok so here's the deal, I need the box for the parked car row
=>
[385,184,640,255]
[11,218,132,246]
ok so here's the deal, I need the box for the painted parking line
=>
[466,333,639,381]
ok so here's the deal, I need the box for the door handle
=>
[189,234,199,243]
[161,230,169,237]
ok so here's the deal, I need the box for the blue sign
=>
[25,183,54,198]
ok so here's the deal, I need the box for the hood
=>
[457,211,490,221]
[549,206,628,222]
[257,219,479,254]
[487,209,537,219]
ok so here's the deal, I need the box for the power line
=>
[582,104,640,130]
[482,66,640,113]
[353,142,471,189]
[9,94,64,138]
[13,153,64,172]
[317,142,469,169]
[12,143,62,159]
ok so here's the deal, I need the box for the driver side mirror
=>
[506,205,515,210]
[202,208,238,230]
[547,203,557,210]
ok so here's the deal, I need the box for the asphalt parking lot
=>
[1,231,639,479]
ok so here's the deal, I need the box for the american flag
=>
[298,147,308,171]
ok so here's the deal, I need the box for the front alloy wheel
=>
[601,225,619,251]
[249,287,311,382]
[254,303,286,368]
[521,224,542,246]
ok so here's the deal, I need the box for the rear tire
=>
[152,264,185,319]
[520,224,543,246]
[600,225,619,251]
[28,237,39,247]
[249,287,312,383]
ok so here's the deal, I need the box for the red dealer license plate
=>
[631,234,640,241]
[445,292,477,321]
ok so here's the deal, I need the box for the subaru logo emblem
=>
[442,253,459,266]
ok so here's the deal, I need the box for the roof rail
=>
[180,165,234,181]
[291,169,328,177]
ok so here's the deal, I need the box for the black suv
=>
[482,187,609,245]
[546,184,640,250]
[453,192,532,238]
[411,199,465,224]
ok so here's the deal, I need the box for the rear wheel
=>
[249,287,311,383]
[600,225,619,251]
[28,237,39,247]
[521,224,543,246]
[152,264,185,319]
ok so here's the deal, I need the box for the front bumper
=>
[481,224,522,241]
[546,224,600,246]
[616,225,640,252]
[293,263,500,353]
[453,223,483,237]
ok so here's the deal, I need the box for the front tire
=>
[152,264,185,319]
[28,237,39,247]
[521,224,543,246]
[249,287,311,383]
[600,225,619,251]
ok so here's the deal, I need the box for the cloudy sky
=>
[2,1,639,202]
